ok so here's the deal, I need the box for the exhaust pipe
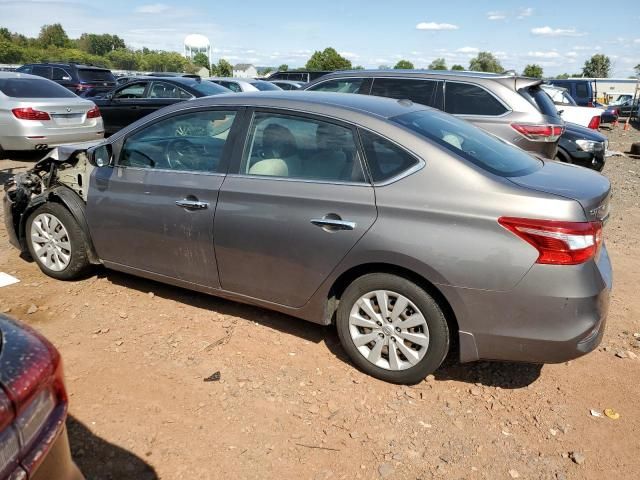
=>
[35,144,49,150]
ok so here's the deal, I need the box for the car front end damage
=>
[3,142,98,255]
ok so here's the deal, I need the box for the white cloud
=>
[566,51,578,58]
[456,46,479,53]
[531,26,585,37]
[416,22,459,31]
[634,38,640,43]
[517,7,534,19]
[340,51,359,59]
[135,3,170,14]
[487,11,506,21]
[527,50,562,59]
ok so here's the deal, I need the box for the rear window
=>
[189,80,230,96]
[519,86,561,119]
[371,78,437,107]
[251,81,281,91]
[444,82,507,116]
[78,69,116,82]
[0,78,76,98]
[393,110,542,177]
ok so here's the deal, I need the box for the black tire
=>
[25,203,92,280]
[336,273,450,384]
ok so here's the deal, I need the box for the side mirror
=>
[88,144,112,167]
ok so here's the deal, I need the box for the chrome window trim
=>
[115,165,226,176]
[226,173,371,187]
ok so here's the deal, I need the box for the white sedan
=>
[0,72,104,155]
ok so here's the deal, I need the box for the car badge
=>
[66,107,71,112]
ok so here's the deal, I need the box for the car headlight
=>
[576,139,597,152]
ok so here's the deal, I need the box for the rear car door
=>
[370,78,438,107]
[214,109,377,307]
[87,108,240,287]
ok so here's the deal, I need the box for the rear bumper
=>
[0,130,104,151]
[29,425,84,480]
[445,244,612,364]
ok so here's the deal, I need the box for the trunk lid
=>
[508,160,611,222]
[21,98,94,128]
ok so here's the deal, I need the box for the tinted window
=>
[371,78,436,107]
[78,69,115,82]
[360,130,419,182]
[119,110,237,172]
[251,80,281,91]
[32,66,51,79]
[16,66,31,74]
[0,78,76,98]
[393,110,542,177]
[307,78,365,94]
[190,80,230,96]
[51,67,70,81]
[575,83,589,98]
[149,82,193,99]
[519,86,560,118]
[114,82,147,99]
[445,82,507,116]
[242,112,365,182]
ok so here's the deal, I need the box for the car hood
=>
[508,160,611,222]
[37,140,102,164]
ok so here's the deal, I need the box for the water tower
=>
[184,34,211,65]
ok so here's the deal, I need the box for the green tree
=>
[353,65,364,70]
[428,58,447,70]
[556,73,571,79]
[192,52,210,69]
[77,33,125,56]
[378,65,391,70]
[106,48,140,70]
[0,39,23,63]
[394,59,414,69]
[305,47,352,71]
[278,64,289,71]
[216,58,233,77]
[0,27,11,41]
[38,23,69,48]
[522,64,543,78]
[468,51,503,73]
[451,64,465,71]
[582,54,611,78]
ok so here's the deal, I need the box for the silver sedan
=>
[0,72,104,154]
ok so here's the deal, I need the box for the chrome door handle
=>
[310,218,356,231]
[176,199,209,210]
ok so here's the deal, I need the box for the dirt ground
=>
[1,125,639,480]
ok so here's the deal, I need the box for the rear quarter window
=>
[444,82,507,116]
[359,130,420,182]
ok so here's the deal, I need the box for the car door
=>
[98,81,150,134]
[214,109,377,307]
[87,108,241,287]
[146,81,193,114]
[51,67,74,91]
[370,78,438,107]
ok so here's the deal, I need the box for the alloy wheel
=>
[30,213,72,272]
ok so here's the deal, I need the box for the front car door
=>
[214,110,377,307]
[98,81,150,135]
[87,108,241,287]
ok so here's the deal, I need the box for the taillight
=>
[498,217,603,265]
[511,123,564,142]
[12,108,50,121]
[587,116,601,130]
[587,101,594,107]
[87,105,101,118]
[0,391,20,477]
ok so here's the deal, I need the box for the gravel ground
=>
[0,124,639,480]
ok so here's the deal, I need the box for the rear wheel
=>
[336,273,450,384]
[26,203,92,280]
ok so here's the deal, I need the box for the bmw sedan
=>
[0,314,84,480]
[0,72,104,155]
[3,92,612,384]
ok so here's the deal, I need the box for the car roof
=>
[208,77,262,83]
[178,91,429,119]
[22,62,110,70]
[319,69,526,79]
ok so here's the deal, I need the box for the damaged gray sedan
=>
[3,92,612,384]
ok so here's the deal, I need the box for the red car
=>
[0,314,83,480]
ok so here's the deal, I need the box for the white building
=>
[233,64,258,78]
[184,34,211,66]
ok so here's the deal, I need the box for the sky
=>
[1,0,639,76]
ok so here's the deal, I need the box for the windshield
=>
[190,81,231,96]
[393,110,543,177]
[251,80,281,91]
[78,69,116,83]
[0,78,77,98]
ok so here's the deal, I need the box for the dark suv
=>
[304,70,565,159]
[15,63,116,97]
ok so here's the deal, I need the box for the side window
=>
[360,130,419,183]
[219,81,241,92]
[114,82,147,99]
[371,78,436,106]
[32,66,52,79]
[149,82,193,99]
[119,110,237,172]
[17,66,32,74]
[575,83,588,98]
[51,68,70,81]
[241,112,365,183]
[444,82,507,116]
[307,78,364,94]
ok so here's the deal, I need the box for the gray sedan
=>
[0,72,104,155]
[3,92,611,384]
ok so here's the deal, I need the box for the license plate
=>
[51,113,84,125]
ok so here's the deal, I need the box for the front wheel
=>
[26,203,92,280]
[336,273,450,384]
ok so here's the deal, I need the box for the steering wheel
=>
[165,138,198,170]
